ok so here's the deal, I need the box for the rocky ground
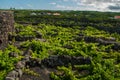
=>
[6,32,120,80]
[5,25,120,80]
[6,49,91,80]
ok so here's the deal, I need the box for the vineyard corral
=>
[0,10,120,80]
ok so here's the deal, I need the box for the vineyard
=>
[0,10,120,80]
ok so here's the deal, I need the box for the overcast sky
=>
[0,0,120,12]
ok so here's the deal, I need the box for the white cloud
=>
[63,0,69,2]
[49,2,56,5]
[56,5,75,10]
[56,5,65,9]
[27,4,33,8]
[53,0,120,11]
[77,0,120,11]
[19,7,24,9]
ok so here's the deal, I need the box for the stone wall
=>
[0,11,14,49]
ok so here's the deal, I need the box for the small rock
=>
[15,61,25,69]
[35,38,46,42]
[26,58,41,67]
[9,52,18,57]
[22,56,30,62]
[6,70,18,78]
[35,31,42,38]
[109,37,116,41]
[5,77,14,80]
[63,44,73,49]
[16,69,23,77]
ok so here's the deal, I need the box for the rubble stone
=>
[0,11,14,49]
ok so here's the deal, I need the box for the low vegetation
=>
[0,10,120,80]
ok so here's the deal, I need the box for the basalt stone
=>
[22,56,31,62]
[63,44,73,49]
[78,33,85,36]
[97,38,117,45]
[74,36,83,42]
[58,55,71,66]
[41,55,91,68]
[26,58,41,67]
[0,11,14,49]
[14,35,35,41]
[15,69,23,77]
[35,31,42,38]
[5,77,15,80]
[112,43,120,51]
[35,38,46,42]
[6,70,18,78]
[71,56,91,65]
[15,61,26,69]
[23,48,32,56]
[9,52,18,57]
[84,36,97,43]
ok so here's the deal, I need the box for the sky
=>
[0,0,120,12]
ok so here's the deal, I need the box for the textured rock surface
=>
[0,11,14,49]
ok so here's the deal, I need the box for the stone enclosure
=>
[0,11,14,49]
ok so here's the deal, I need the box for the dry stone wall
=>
[0,11,14,49]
